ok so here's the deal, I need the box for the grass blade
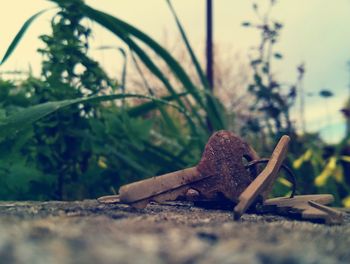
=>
[127,93,188,117]
[166,0,226,130]
[79,4,207,131]
[0,93,192,141]
[166,0,209,89]
[0,9,49,65]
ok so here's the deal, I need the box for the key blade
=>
[264,194,334,207]
[234,135,290,220]
[308,200,344,225]
[119,167,207,204]
[128,184,193,209]
[97,195,121,204]
[257,195,343,225]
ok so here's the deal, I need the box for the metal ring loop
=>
[245,159,296,198]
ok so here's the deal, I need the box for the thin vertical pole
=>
[206,0,214,91]
[205,0,214,132]
[347,62,350,135]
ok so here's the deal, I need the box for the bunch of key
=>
[98,131,343,225]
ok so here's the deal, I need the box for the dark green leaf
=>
[251,59,262,66]
[254,74,263,86]
[319,90,334,98]
[0,9,49,65]
[166,0,208,89]
[0,93,190,141]
[78,4,206,124]
[274,53,283,59]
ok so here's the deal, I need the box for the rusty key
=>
[98,130,259,208]
[258,195,343,225]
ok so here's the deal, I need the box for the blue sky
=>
[0,0,349,142]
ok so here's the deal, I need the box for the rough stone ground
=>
[0,200,349,264]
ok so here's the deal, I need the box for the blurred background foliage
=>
[0,0,349,206]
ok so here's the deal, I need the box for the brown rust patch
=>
[194,130,259,203]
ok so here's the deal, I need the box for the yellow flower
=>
[342,196,350,208]
[293,149,312,169]
[340,155,350,163]
[328,157,337,170]
[98,156,108,169]
[314,157,337,187]
[278,177,292,187]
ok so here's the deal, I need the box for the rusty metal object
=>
[99,130,259,208]
[264,194,334,207]
[258,195,343,225]
[97,194,120,204]
[189,130,259,203]
[307,200,343,225]
[233,135,290,220]
[232,135,344,224]
[96,131,344,225]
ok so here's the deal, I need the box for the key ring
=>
[245,159,296,198]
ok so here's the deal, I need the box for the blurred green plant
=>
[241,1,301,142]
[0,0,349,207]
[291,136,350,207]
[0,0,225,200]
[240,1,350,207]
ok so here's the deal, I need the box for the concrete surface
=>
[0,200,349,264]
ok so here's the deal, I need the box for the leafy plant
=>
[2,0,348,206]
[0,0,225,200]
[242,1,302,141]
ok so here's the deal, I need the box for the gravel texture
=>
[0,200,349,264]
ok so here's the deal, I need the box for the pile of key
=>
[98,131,344,225]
